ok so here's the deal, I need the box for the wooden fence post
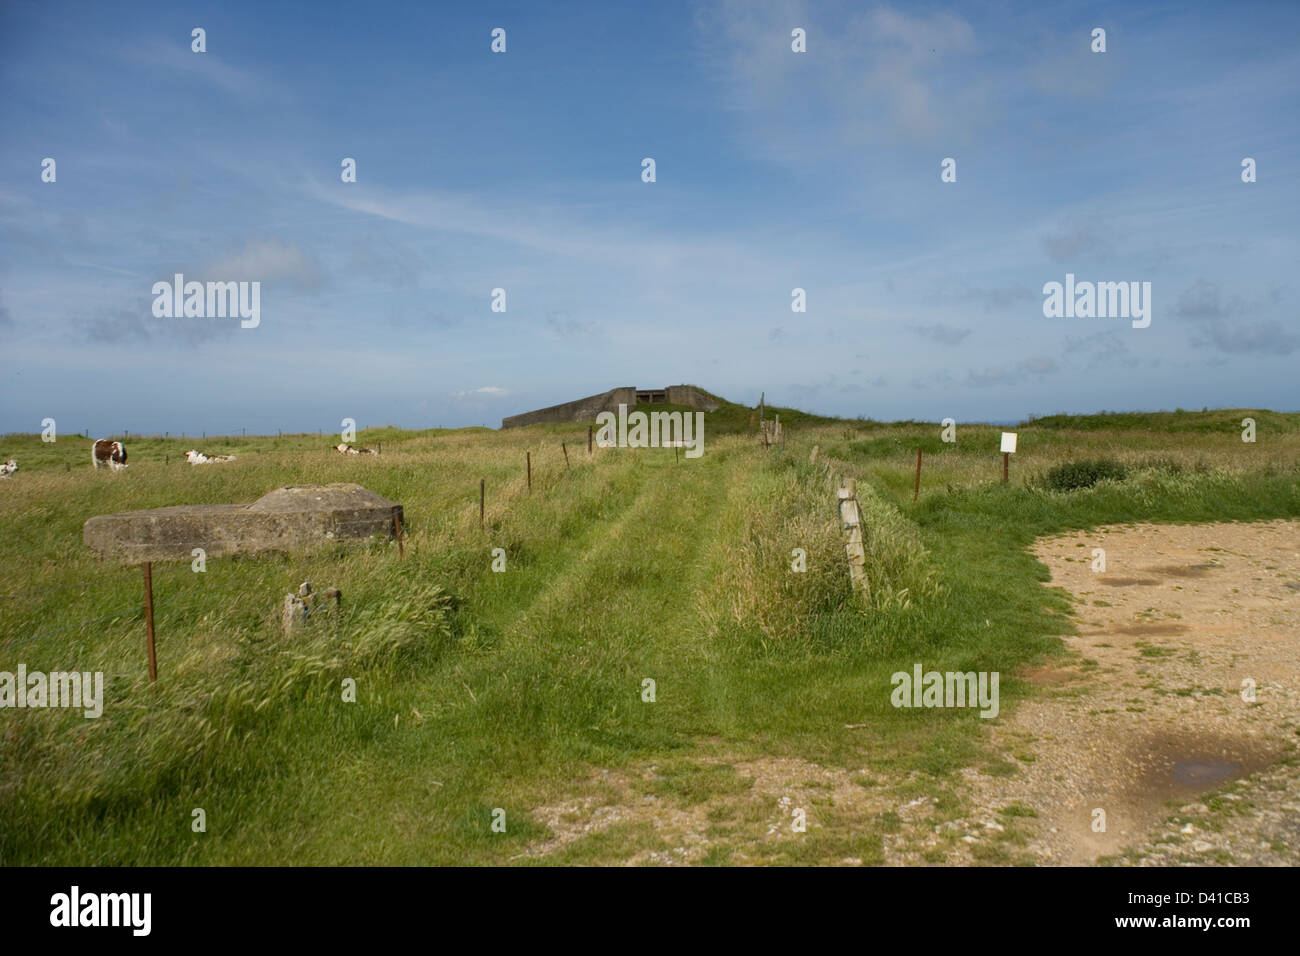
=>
[527,452,532,492]
[393,508,405,560]
[142,562,157,682]
[480,479,485,530]
[562,442,570,469]
[1003,452,1009,484]
[837,479,870,600]
[914,448,922,503]
[588,426,593,455]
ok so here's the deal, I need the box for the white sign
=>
[1000,432,1017,454]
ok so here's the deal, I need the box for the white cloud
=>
[119,38,280,100]
[697,1,987,159]
[201,239,323,289]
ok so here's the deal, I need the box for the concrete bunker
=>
[84,483,403,563]
[502,384,719,428]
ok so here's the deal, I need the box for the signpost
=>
[1000,432,1017,483]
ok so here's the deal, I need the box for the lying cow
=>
[335,443,377,455]
[0,458,16,478]
[185,449,236,465]
[91,439,127,471]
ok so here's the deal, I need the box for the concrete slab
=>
[84,483,402,563]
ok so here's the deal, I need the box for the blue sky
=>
[1,0,1297,434]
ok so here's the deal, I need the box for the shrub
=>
[1041,457,1128,491]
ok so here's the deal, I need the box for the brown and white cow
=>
[91,439,127,471]
[0,458,17,478]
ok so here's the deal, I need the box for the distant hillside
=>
[1022,408,1300,434]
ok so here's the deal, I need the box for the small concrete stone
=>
[283,593,307,632]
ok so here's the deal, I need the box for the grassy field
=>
[1,401,1297,864]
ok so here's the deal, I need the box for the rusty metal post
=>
[143,562,157,682]
[527,451,532,492]
[1003,452,1009,484]
[588,425,593,455]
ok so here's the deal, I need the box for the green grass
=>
[1,403,1297,865]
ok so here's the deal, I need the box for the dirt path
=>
[962,518,1300,865]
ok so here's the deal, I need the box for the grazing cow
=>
[0,458,16,478]
[335,443,377,456]
[185,449,236,465]
[91,439,127,471]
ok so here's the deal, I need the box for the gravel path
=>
[963,519,1300,865]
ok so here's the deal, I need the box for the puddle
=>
[1172,758,1240,787]
[1130,732,1279,803]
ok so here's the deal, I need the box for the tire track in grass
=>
[423,447,733,862]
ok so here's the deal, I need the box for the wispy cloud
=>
[1042,223,1111,262]
[698,1,987,160]
[1175,280,1298,355]
[453,386,509,399]
[200,239,323,289]
[967,356,1058,388]
[118,37,280,100]
[546,311,598,340]
[911,322,971,346]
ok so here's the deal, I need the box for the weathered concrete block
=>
[84,483,402,563]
